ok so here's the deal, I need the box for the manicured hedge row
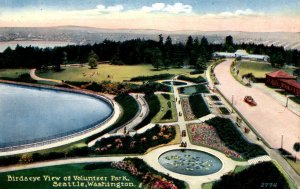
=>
[205,117,267,159]
[189,94,210,118]
[177,75,206,83]
[213,162,290,189]
[130,74,174,81]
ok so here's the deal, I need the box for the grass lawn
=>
[152,94,177,123]
[0,163,141,189]
[286,158,300,175]
[0,69,30,78]
[238,61,295,78]
[37,64,193,82]
[290,96,300,105]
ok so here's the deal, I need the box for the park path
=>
[30,69,63,84]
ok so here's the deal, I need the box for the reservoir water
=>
[0,83,113,148]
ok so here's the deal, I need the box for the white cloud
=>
[96,4,124,13]
[141,3,165,12]
[204,9,264,18]
[140,2,192,14]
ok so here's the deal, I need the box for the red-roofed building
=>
[266,70,300,97]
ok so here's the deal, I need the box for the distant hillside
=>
[0,26,299,50]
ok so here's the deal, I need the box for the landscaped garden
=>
[205,117,267,160]
[152,94,177,123]
[189,94,211,118]
[181,97,196,121]
[91,125,176,154]
[209,162,295,189]
[37,64,193,82]
[188,123,242,159]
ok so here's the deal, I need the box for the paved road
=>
[215,59,300,155]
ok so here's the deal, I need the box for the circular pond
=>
[0,83,114,148]
[162,81,187,86]
[158,149,222,176]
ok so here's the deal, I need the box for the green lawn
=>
[37,64,193,82]
[286,158,300,175]
[238,61,295,78]
[152,94,177,123]
[0,163,141,189]
[0,69,30,78]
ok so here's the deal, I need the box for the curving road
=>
[214,59,300,154]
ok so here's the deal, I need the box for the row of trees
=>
[0,35,299,70]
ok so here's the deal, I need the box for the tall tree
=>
[88,50,98,69]
[151,47,162,70]
[195,55,207,71]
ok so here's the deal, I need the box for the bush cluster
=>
[130,74,174,81]
[177,75,206,83]
[213,162,290,189]
[189,94,210,118]
[205,117,267,159]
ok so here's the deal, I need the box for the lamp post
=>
[231,95,234,113]
[286,96,289,107]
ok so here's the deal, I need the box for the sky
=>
[0,0,299,32]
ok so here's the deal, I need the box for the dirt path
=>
[30,69,63,84]
[214,59,300,154]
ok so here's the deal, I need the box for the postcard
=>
[0,1,299,189]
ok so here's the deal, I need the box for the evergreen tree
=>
[151,47,162,70]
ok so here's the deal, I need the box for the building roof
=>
[266,70,295,79]
[280,79,300,90]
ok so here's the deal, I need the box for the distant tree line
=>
[0,35,299,70]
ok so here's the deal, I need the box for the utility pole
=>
[231,95,234,113]
[281,135,283,149]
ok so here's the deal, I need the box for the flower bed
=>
[188,123,241,159]
[112,158,186,189]
[181,97,196,121]
[91,125,176,154]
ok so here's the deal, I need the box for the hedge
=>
[205,117,267,159]
[189,94,210,118]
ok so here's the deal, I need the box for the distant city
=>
[0,26,299,51]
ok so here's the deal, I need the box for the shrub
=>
[161,110,172,120]
[161,93,171,100]
[205,117,266,159]
[189,94,210,118]
[213,162,290,189]
[177,75,206,83]
[190,70,204,75]
[0,156,20,166]
[130,74,174,81]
